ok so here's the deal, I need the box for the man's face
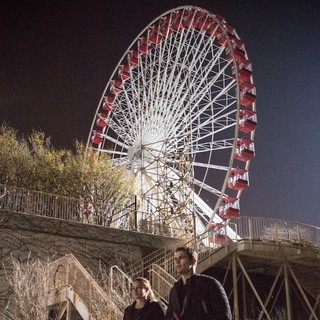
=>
[174,250,194,276]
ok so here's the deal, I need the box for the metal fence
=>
[228,216,320,247]
[0,184,133,229]
[1,184,319,248]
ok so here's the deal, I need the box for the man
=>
[165,246,232,320]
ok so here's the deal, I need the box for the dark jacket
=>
[165,274,232,320]
[123,300,165,320]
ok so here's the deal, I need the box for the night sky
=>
[1,0,319,227]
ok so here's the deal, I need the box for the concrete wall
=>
[0,209,179,311]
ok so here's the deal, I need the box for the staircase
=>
[48,254,123,320]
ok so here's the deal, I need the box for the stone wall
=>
[0,209,179,311]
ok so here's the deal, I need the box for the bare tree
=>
[5,254,52,320]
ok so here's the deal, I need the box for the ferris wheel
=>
[87,6,257,237]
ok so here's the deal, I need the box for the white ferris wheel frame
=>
[87,6,257,238]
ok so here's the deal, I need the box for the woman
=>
[123,277,165,320]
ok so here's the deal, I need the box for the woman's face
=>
[131,281,148,300]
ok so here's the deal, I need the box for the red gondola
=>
[234,138,255,162]
[239,109,257,133]
[219,196,240,219]
[228,168,249,191]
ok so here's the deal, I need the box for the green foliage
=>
[0,123,33,188]
[0,122,135,214]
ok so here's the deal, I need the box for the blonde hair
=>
[133,277,157,301]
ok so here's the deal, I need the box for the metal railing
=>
[1,184,319,245]
[229,216,320,248]
[0,184,135,230]
[1,183,319,262]
[149,264,177,304]
[0,184,189,237]
[109,265,132,309]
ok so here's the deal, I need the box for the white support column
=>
[232,253,239,320]
[66,300,71,320]
[284,260,292,320]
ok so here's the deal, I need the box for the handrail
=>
[109,265,133,308]
[148,263,177,304]
[150,264,177,285]
[128,216,320,280]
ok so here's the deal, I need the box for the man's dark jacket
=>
[165,274,232,320]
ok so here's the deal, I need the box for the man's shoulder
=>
[194,273,217,281]
[193,273,221,287]
[172,277,183,287]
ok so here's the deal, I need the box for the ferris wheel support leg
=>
[236,255,272,320]
[284,259,293,320]
[232,253,239,320]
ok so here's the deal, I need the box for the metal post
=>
[192,208,197,251]
[248,217,253,250]
[241,273,247,319]
[284,260,292,320]
[258,264,284,320]
[232,253,239,320]
[134,195,138,231]
[66,300,71,320]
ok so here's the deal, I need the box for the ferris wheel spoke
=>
[155,36,189,103]
[193,178,223,198]
[195,138,234,153]
[193,193,220,227]
[147,27,217,129]
[98,148,128,157]
[166,50,226,128]
[173,81,235,142]
[170,43,227,111]
[116,93,137,132]
[193,162,229,171]
[174,70,236,140]
[159,28,210,103]
[108,121,135,146]
[172,113,237,153]
[100,132,130,151]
